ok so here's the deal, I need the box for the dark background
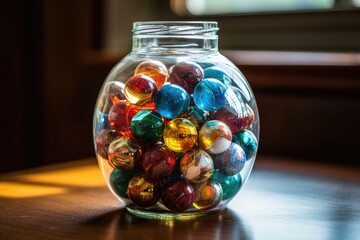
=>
[1,0,359,173]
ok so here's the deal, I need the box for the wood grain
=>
[0,156,359,240]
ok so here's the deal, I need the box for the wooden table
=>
[0,156,359,240]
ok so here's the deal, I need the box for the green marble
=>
[110,168,137,198]
[211,171,242,200]
[130,110,164,145]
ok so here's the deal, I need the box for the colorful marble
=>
[124,75,158,105]
[128,173,160,207]
[130,110,164,146]
[161,178,196,212]
[95,128,120,159]
[154,84,190,119]
[211,171,241,200]
[98,81,126,113]
[180,149,214,183]
[199,120,232,154]
[108,137,142,170]
[232,129,258,160]
[134,60,168,88]
[193,78,226,112]
[110,168,137,198]
[204,66,232,88]
[180,106,208,130]
[169,61,203,94]
[212,142,246,176]
[163,118,197,153]
[142,144,176,179]
[193,179,223,210]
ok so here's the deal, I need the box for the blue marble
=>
[232,129,258,161]
[94,111,110,133]
[212,142,246,176]
[154,84,190,119]
[211,171,242,200]
[204,66,232,88]
[193,79,226,112]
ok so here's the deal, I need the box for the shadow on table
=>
[85,207,252,240]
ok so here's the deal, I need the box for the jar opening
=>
[132,21,219,37]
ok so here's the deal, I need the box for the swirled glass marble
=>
[134,60,168,88]
[193,179,223,210]
[128,173,160,207]
[163,118,197,153]
[212,142,246,176]
[108,137,142,170]
[193,79,226,112]
[180,149,214,183]
[204,66,232,89]
[169,61,203,94]
[124,75,158,105]
[199,120,232,154]
[232,129,258,160]
[161,178,196,212]
[142,144,176,179]
[211,171,241,200]
[130,110,164,145]
[110,168,137,198]
[154,84,190,119]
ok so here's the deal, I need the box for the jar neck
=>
[132,21,219,54]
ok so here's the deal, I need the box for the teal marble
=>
[110,168,137,198]
[130,110,164,145]
[232,129,258,161]
[211,171,242,200]
[193,78,226,112]
[204,66,232,88]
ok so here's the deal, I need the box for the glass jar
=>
[93,21,259,220]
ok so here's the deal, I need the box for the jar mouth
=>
[132,21,219,36]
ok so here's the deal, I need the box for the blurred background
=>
[1,0,359,173]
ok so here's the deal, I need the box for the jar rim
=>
[132,21,219,36]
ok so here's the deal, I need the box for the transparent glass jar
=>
[93,21,259,220]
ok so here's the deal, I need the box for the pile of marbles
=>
[95,60,258,213]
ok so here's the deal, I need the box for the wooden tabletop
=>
[0,156,359,240]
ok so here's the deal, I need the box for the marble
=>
[154,84,190,119]
[169,61,203,94]
[134,60,168,88]
[199,120,232,154]
[180,149,214,183]
[108,137,142,170]
[161,178,196,212]
[163,118,197,153]
[130,110,164,146]
[124,75,158,105]
[193,78,226,112]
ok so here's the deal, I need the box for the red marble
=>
[161,178,196,212]
[169,61,203,94]
[142,144,176,179]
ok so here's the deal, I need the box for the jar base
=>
[126,205,227,220]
